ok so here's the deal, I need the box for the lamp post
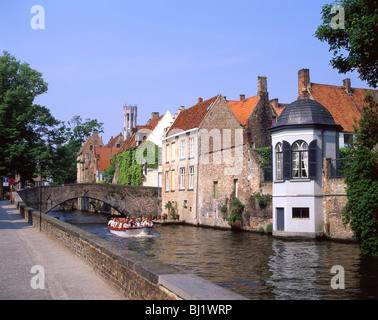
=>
[38,160,46,232]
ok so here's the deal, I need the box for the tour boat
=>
[108,225,153,237]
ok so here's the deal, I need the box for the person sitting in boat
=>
[123,218,131,228]
[146,219,153,227]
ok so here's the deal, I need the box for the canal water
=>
[48,210,378,300]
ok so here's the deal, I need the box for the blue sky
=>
[0,0,371,144]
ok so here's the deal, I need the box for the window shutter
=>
[282,140,291,180]
[309,139,317,179]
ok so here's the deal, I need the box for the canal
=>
[48,210,378,300]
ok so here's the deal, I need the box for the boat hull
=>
[108,226,153,237]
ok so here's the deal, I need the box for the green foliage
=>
[113,141,159,186]
[254,192,271,207]
[342,91,378,257]
[226,197,245,228]
[49,116,104,185]
[165,201,178,220]
[314,0,378,88]
[251,147,271,166]
[135,141,159,169]
[220,205,228,213]
[339,146,352,158]
[0,51,64,184]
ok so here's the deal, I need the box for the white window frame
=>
[165,171,169,192]
[189,166,194,189]
[180,139,186,159]
[189,137,195,158]
[179,167,185,190]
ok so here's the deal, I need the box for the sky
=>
[0,0,371,144]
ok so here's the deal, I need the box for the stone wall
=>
[17,183,159,217]
[322,158,353,240]
[247,92,274,148]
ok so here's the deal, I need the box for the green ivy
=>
[342,92,378,257]
[251,147,271,166]
[108,141,159,186]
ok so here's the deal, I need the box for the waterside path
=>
[0,201,123,300]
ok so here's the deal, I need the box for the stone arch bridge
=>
[16,183,159,216]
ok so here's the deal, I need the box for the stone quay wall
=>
[11,192,246,300]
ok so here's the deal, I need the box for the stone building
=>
[76,131,104,183]
[114,110,173,188]
[227,76,279,148]
[93,146,121,182]
[123,104,137,140]
[269,97,344,238]
[296,68,376,147]
[162,94,270,229]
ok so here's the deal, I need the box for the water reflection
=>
[48,210,378,300]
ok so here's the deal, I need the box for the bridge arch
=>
[17,183,159,217]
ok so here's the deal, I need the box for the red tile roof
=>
[146,114,164,132]
[117,114,165,153]
[166,95,219,136]
[118,133,138,153]
[227,95,260,125]
[106,133,123,147]
[94,146,121,172]
[309,83,377,132]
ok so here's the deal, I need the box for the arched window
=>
[292,141,308,178]
[275,143,283,180]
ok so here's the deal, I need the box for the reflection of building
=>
[269,96,343,238]
[123,105,137,140]
[267,241,322,299]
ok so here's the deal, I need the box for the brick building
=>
[162,94,269,228]
[297,68,376,147]
[76,131,104,183]
[228,76,279,148]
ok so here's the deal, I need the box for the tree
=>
[342,91,378,257]
[0,51,105,190]
[0,51,64,193]
[314,0,378,88]
[48,115,104,185]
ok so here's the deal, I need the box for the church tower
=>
[123,105,137,140]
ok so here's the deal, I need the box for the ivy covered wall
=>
[105,141,159,186]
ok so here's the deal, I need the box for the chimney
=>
[151,112,160,120]
[240,94,246,101]
[298,69,310,98]
[343,78,352,95]
[257,76,268,96]
[198,97,203,104]
[180,106,185,111]
[270,98,278,109]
